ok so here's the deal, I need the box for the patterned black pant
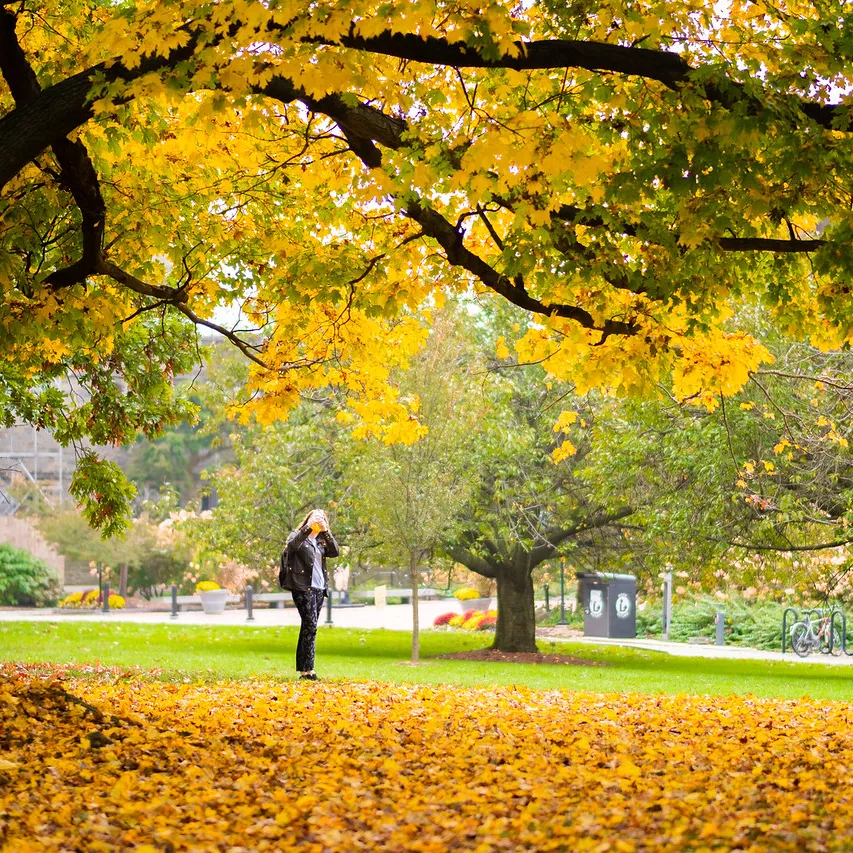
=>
[292,588,325,672]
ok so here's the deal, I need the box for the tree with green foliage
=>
[444,365,634,652]
[578,320,853,595]
[36,507,194,599]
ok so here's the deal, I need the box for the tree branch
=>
[0,6,105,288]
[260,81,638,339]
[175,303,268,368]
[324,29,849,131]
[529,506,635,565]
[4,16,850,192]
[444,544,498,578]
[550,203,826,254]
[723,537,853,552]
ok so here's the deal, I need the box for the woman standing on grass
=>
[284,508,339,680]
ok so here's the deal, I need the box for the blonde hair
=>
[300,508,327,528]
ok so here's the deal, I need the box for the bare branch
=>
[174,303,268,368]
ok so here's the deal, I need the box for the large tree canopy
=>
[2,0,852,530]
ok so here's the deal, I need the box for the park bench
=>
[154,593,240,611]
[252,592,295,608]
[350,587,446,604]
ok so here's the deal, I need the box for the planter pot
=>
[198,589,229,615]
[456,597,494,613]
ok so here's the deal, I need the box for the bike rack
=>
[820,607,847,655]
[831,609,850,655]
[785,607,847,656]
[781,607,799,655]
[803,608,838,655]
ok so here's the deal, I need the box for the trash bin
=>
[576,572,637,638]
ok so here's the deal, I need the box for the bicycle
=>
[789,609,843,657]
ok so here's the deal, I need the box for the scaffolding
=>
[0,424,67,515]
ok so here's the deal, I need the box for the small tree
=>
[352,315,478,662]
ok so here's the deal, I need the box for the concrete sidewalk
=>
[0,599,460,631]
[1,603,850,665]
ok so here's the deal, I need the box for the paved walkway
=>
[1,603,850,665]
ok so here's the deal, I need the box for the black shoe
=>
[299,673,318,681]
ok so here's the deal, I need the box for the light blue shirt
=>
[306,537,325,590]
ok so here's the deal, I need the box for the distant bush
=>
[0,544,63,607]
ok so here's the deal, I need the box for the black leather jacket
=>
[285,525,340,591]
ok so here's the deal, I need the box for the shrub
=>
[108,594,126,609]
[454,587,479,600]
[433,612,456,627]
[0,544,63,607]
[537,603,583,628]
[462,613,486,630]
[462,608,481,621]
[448,614,464,627]
[477,615,497,631]
[59,591,84,608]
[195,580,220,592]
[637,591,797,651]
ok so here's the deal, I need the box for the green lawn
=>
[2,620,852,699]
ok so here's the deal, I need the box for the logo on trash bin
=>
[589,589,604,618]
[615,592,632,619]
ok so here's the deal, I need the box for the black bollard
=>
[246,585,255,622]
[170,584,178,619]
[325,590,333,625]
[103,582,110,613]
[544,582,550,613]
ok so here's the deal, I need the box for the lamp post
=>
[662,569,673,640]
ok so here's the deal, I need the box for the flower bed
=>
[59,590,125,609]
[434,609,497,631]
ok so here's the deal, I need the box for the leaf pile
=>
[2,666,853,851]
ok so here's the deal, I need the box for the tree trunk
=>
[492,569,537,652]
[410,553,420,663]
[118,563,128,599]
